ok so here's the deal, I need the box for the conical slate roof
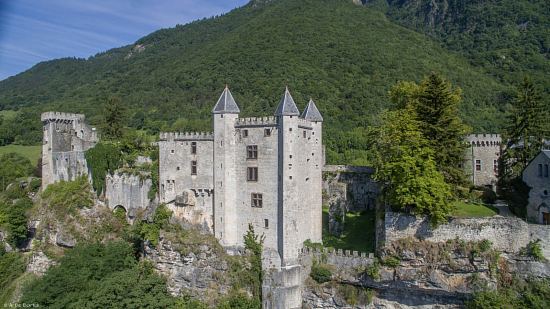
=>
[212,86,240,114]
[301,99,323,122]
[274,87,300,116]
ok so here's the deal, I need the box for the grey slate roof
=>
[274,87,300,116]
[542,150,550,159]
[212,86,240,114]
[301,99,323,122]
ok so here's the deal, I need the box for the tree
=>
[243,224,265,302]
[0,152,34,191]
[103,96,128,139]
[501,77,547,180]
[373,106,452,225]
[390,73,470,188]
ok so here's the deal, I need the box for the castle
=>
[159,87,324,267]
[41,87,324,268]
[41,112,98,188]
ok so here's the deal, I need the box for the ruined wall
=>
[41,112,98,188]
[322,165,379,235]
[105,172,152,219]
[382,211,550,258]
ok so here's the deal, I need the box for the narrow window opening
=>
[171,149,175,154]
[191,142,197,154]
[545,164,549,178]
[289,128,293,132]
[242,129,248,138]
[264,219,269,229]
[264,129,271,137]
[191,161,197,175]
[303,131,306,138]
[538,164,543,176]
[177,166,180,171]
[247,167,258,182]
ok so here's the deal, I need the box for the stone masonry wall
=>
[383,211,550,258]
[105,172,152,219]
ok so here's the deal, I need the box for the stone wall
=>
[382,211,550,258]
[464,134,501,189]
[105,172,152,219]
[322,165,378,235]
[522,151,550,224]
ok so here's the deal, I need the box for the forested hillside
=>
[1,0,546,163]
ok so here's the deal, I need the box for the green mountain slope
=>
[370,0,549,93]
[0,0,511,163]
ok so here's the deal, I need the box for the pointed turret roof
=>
[301,99,323,122]
[274,87,300,116]
[212,86,240,114]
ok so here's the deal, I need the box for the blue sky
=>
[0,0,249,81]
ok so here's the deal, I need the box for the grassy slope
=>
[0,0,509,163]
[452,200,498,218]
[0,145,41,165]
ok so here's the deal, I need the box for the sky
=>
[0,0,249,81]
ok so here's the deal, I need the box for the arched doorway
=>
[538,203,549,225]
[113,205,127,220]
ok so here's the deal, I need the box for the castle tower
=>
[275,87,302,265]
[213,87,241,245]
[465,134,502,190]
[300,99,324,244]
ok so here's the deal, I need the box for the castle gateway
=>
[159,87,324,267]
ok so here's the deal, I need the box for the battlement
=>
[300,246,374,259]
[235,116,277,127]
[41,112,85,122]
[159,132,214,141]
[297,117,314,129]
[467,133,502,147]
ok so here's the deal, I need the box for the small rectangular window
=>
[538,164,543,176]
[545,164,549,178]
[289,128,292,132]
[191,142,197,154]
[251,193,263,208]
[475,159,482,171]
[171,149,175,154]
[242,129,248,138]
[303,131,306,138]
[264,219,269,229]
[493,160,498,173]
[247,145,258,159]
[247,167,258,182]
[264,129,271,137]
[191,161,197,175]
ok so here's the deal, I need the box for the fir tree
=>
[501,77,546,179]
[103,96,127,139]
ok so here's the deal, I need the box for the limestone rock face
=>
[26,251,56,276]
[144,237,236,305]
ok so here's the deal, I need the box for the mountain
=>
[0,0,527,163]
[369,0,549,94]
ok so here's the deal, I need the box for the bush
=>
[310,263,332,283]
[383,256,400,268]
[85,142,123,195]
[0,152,34,191]
[478,240,492,253]
[41,176,93,215]
[520,240,545,261]
[337,284,374,306]
[0,197,33,247]
[366,261,380,280]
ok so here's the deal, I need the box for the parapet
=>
[297,117,314,129]
[159,132,214,141]
[323,165,374,174]
[299,246,374,259]
[235,116,277,127]
[41,112,85,123]
[467,133,502,147]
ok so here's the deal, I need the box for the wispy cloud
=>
[0,0,249,80]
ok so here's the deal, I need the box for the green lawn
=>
[0,145,41,165]
[322,207,375,253]
[452,200,498,218]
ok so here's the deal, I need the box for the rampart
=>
[105,172,152,219]
[382,211,550,258]
[41,112,86,122]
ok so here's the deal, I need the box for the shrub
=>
[310,263,332,283]
[85,142,123,195]
[383,256,400,268]
[41,176,93,215]
[366,261,380,280]
[0,197,33,247]
[520,240,545,261]
[478,239,492,253]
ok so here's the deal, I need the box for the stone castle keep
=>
[41,87,324,269]
[159,87,324,267]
